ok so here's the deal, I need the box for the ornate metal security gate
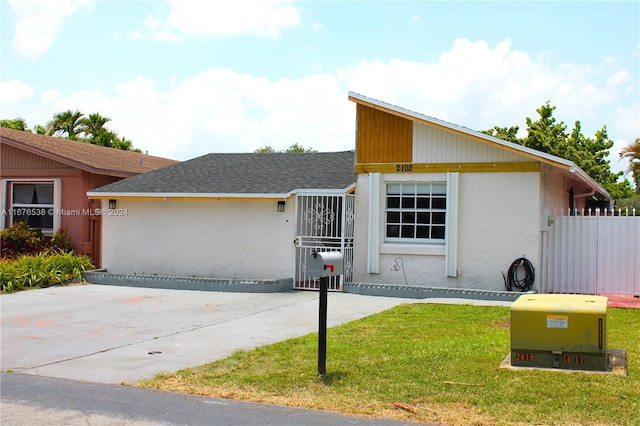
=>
[294,194,355,291]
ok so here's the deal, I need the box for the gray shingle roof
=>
[89,150,356,196]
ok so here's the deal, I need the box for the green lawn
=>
[139,303,639,425]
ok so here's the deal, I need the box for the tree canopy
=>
[482,102,633,200]
[1,111,139,152]
[255,143,318,153]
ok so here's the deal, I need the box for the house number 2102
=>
[395,163,413,172]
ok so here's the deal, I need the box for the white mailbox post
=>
[306,251,344,277]
[306,251,344,376]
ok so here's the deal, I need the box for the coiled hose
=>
[503,257,535,292]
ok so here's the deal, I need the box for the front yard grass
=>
[139,303,639,425]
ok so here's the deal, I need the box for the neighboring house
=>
[0,127,177,266]
[88,92,610,293]
[348,92,610,292]
[87,151,356,287]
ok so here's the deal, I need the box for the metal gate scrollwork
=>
[294,194,355,291]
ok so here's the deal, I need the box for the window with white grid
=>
[385,182,446,243]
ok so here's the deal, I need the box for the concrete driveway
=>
[1,284,420,384]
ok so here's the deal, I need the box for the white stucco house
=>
[347,92,609,293]
[87,151,357,290]
[88,92,610,294]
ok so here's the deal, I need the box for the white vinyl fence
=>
[544,209,639,296]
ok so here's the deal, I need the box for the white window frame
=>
[366,172,459,277]
[384,181,447,244]
[1,178,61,235]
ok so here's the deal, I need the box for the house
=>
[0,127,177,265]
[87,92,610,294]
[348,92,610,292]
[87,151,356,288]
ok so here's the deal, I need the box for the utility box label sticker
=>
[546,315,569,329]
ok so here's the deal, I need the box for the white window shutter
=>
[445,172,459,277]
[367,172,380,273]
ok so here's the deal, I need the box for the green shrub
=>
[0,222,45,257]
[50,227,75,251]
[615,195,640,214]
[1,223,76,257]
[1,251,94,293]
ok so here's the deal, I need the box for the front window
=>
[385,182,446,243]
[5,181,58,235]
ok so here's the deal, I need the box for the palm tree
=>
[620,137,640,192]
[79,113,116,147]
[47,110,84,140]
[44,109,138,151]
[79,113,110,139]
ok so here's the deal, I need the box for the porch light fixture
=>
[109,199,117,209]
[277,200,285,212]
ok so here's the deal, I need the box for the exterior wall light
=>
[109,199,117,209]
[277,200,285,212]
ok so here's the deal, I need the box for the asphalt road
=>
[1,372,418,425]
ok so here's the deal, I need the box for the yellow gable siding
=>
[412,122,536,163]
[356,104,412,163]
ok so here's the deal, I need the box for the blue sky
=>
[1,0,638,176]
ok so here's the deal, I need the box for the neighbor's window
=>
[385,182,446,243]
[10,182,55,234]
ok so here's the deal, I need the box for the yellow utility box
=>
[510,294,608,371]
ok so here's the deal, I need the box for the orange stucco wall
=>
[1,143,121,266]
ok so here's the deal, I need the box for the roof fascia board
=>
[295,184,356,195]
[88,184,357,200]
[87,192,293,200]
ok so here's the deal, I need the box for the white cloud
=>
[15,37,638,181]
[27,70,351,160]
[0,79,34,103]
[311,22,326,32]
[152,70,351,157]
[0,79,36,122]
[136,0,301,40]
[613,104,640,139]
[610,103,640,175]
[607,70,629,87]
[339,38,630,134]
[8,0,91,60]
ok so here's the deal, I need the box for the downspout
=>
[573,190,596,213]
[573,190,595,198]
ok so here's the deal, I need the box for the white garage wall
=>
[101,199,296,279]
[353,171,541,291]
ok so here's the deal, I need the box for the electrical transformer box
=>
[510,294,608,371]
